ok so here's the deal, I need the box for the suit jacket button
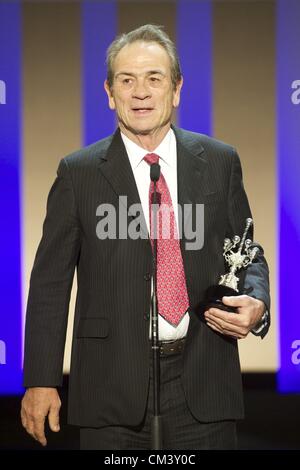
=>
[144,273,151,281]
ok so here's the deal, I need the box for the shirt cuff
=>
[251,309,269,335]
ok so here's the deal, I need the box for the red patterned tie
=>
[144,153,189,326]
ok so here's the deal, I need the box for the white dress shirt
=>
[121,129,189,340]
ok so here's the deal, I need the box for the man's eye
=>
[150,77,160,82]
[123,78,132,84]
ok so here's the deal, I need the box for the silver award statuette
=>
[201,218,259,313]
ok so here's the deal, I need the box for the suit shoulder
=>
[177,128,236,155]
[174,128,236,156]
[62,134,114,169]
[200,134,236,156]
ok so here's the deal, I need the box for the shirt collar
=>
[121,128,175,170]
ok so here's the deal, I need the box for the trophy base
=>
[202,285,238,313]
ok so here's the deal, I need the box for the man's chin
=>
[120,122,170,137]
[122,125,154,136]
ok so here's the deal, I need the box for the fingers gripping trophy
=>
[203,218,259,313]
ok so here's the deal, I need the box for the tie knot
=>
[143,153,159,166]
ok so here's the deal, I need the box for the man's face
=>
[104,41,182,136]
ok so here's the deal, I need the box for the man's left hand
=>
[204,295,265,339]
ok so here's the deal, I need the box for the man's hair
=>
[106,24,182,89]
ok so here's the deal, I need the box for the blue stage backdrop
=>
[277,0,300,392]
[0,1,23,394]
[176,0,212,135]
[1,0,299,396]
[82,0,117,145]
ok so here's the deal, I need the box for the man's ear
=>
[173,77,183,108]
[104,80,115,110]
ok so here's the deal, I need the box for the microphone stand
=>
[150,163,162,450]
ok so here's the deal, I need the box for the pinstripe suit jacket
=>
[23,126,270,427]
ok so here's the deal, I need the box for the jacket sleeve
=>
[23,158,81,387]
[226,150,270,339]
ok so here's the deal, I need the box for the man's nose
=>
[132,80,151,99]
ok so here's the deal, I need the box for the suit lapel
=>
[97,128,149,240]
[173,126,207,226]
[172,127,209,309]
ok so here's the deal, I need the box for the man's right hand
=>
[21,387,61,446]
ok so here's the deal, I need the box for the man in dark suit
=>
[21,24,270,450]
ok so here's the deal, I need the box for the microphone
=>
[148,164,163,449]
[150,163,160,182]
[150,163,161,205]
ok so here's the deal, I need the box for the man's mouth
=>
[131,107,154,115]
